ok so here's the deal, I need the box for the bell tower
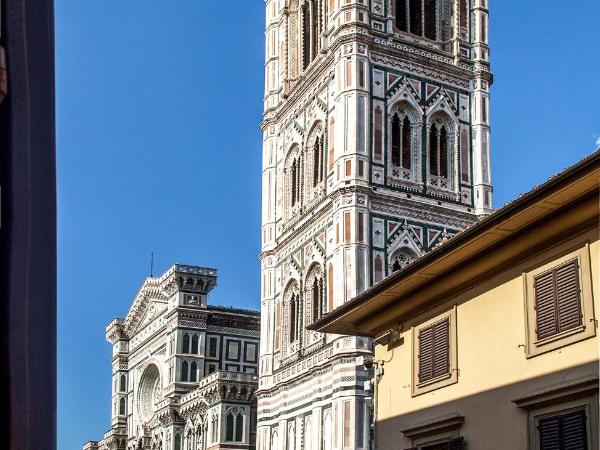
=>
[258,1,493,449]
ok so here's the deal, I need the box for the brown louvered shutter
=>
[418,318,450,383]
[534,259,582,340]
[539,409,587,450]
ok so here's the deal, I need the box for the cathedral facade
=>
[84,265,261,450]
[258,1,492,450]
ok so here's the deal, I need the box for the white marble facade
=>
[84,265,261,450]
[258,1,492,450]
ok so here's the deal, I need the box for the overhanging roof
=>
[309,150,600,337]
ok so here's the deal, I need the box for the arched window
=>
[272,431,279,450]
[226,410,244,442]
[391,113,413,171]
[460,129,470,183]
[312,277,324,322]
[119,374,127,392]
[119,397,126,415]
[390,248,417,273]
[288,152,303,210]
[174,434,182,450]
[459,0,468,28]
[396,0,438,40]
[429,123,439,175]
[289,293,300,343]
[212,416,219,443]
[191,334,199,354]
[391,114,401,167]
[181,361,189,382]
[182,333,190,354]
[190,361,197,382]
[235,414,243,442]
[302,4,311,70]
[428,119,452,185]
[226,412,235,441]
[312,136,324,187]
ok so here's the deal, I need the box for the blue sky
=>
[56,1,600,449]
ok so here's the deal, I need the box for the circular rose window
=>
[138,364,161,423]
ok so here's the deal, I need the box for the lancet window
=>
[428,114,455,190]
[302,0,323,70]
[225,408,244,442]
[306,265,324,325]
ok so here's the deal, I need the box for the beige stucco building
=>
[312,151,600,450]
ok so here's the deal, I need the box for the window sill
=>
[534,325,586,347]
[417,372,452,389]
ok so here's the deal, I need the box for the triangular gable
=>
[409,225,423,245]
[426,83,439,100]
[427,228,442,246]
[409,78,422,98]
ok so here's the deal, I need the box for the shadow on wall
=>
[377,361,599,450]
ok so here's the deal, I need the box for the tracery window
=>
[284,282,302,347]
[183,333,190,353]
[225,409,244,442]
[302,0,322,70]
[390,248,417,273]
[312,136,325,187]
[191,334,199,354]
[286,147,304,215]
[181,361,189,382]
[428,115,454,191]
[395,0,438,40]
[306,264,324,326]
[391,114,412,171]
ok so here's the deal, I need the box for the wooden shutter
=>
[539,409,587,450]
[418,318,450,383]
[534,259,582,340]
[447,437,464,450]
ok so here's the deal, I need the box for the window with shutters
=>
[524,244,595,358]
[520,390,599,450]
[412,307,458,396]
[404,437,465,449]
[538,409,587,450]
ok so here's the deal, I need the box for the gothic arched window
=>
[181,361,189,382]
[395,0,438,40]
[191,334,199,354]
[289,293,300,343]
[226,410,244,442]
[306,265,324,325]
[119,397,126,415]
[313,136,325,187]
[190,361,197,382]
[312,277,324,322]
[390,248,417,273]
[182,333,190,354]
[302,0,321,70]
[119,374,126,392]
[391,113,413,171]
[428,118,453,188]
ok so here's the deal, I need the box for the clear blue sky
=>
[56,1,600,449]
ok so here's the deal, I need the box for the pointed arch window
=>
[190,361,198,382]
[289,292,301,343]
[288,151,303,211]
[313,136,325,187]
[390,248,417,273]
[391,113,413,171]
[119,397,126,415]
[312,276,324,322]
[181,361,189,382]
[191,334,199,354]
[302,1,321,70]
[226,410,244,442]
[119,374,127,392]
[182,333,190,354]
[429,121,451,181]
